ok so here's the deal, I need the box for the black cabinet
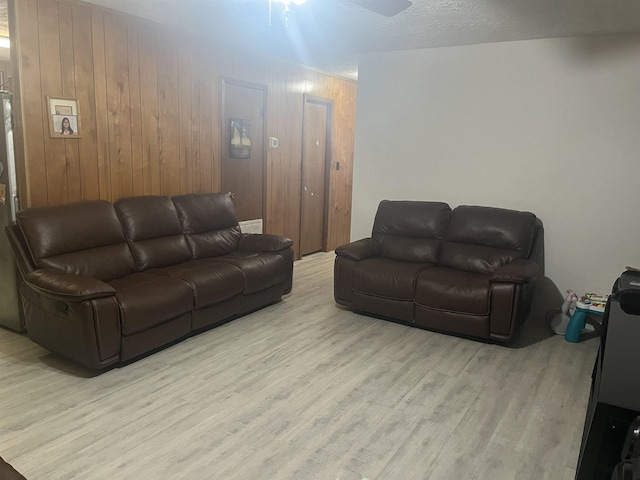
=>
[576,272,640,479]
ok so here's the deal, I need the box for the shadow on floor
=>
[509,276,564,348]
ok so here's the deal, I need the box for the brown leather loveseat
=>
[6,193,293,369]
[334,201,543,342]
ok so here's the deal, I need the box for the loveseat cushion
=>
[439,206,537,274]
[335,238,380,261]
[415,267,491,315]
[16,200,135,281]
[149,259,245,309]
[108,273,193,335]
[115,196,192,270]
[172,193,242,258]
[372,200,451,263]
[217,251,286,295]
[353,257,433,300]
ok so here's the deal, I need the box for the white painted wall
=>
[352,33,640,295]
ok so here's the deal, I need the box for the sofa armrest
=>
[239,233,294,252]
[5,224,36,276]
[491,259,539,284]
[24,269,116,302]
[335,238,380,261]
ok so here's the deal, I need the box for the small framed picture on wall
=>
[47,96,81,138]
[229,118,251,159]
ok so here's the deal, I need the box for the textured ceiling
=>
[73,0,640,78]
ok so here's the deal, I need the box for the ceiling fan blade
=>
[344,0,412,17]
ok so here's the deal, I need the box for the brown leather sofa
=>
[334,201,543,342]
[5,193,293,369]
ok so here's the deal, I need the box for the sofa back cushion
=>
[439,205,537,274]
[372,200,451,263]
[16,200,135,281]
[172,193,242,259]
[115,196,192,270]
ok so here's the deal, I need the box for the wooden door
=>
[221,79,266,222]
[300,96,331,256]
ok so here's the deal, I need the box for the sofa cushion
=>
[439,206,537,274]
[108,273,194,335]
[115,196,192,270]
[372,200,451,263]
[149,259,245,309]
[217,251,286,294]
[415,267,491,315]
[353,257,433,301]
[16,200,135,281]
[172,193,242,259]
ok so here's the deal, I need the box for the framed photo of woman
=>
[47,96,81,138]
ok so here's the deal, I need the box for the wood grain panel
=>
[11,0,356,252]
[37,0,67,206]
[209,47,224,193]
[127,18,144,197]
[103,12,132,200]
[156,27,180,196]
[178,36,192,194]
[59,1,81,203]
[194,42,213,193]
[72,3,100,201]
[264,67,287,236]
[58,2,76,97]
[12,0,46,207]
[91,8,111,200]
[189,43,201,193]
[137,22,159,196]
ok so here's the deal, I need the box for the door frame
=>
[220,77,268,225]
[299,94,333,254]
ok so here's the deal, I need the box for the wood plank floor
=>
[0,251,599,479]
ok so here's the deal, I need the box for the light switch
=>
[269,137,279,148]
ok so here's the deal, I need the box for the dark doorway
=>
[221,78,266,222]
[300,95,332,256]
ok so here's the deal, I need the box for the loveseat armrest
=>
[335,238,380,261]
[491,259,539,284]
[239,233,293,252]
[24,269,116,302]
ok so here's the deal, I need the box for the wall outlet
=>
[269,137,279,148]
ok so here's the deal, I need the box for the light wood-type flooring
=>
[0,252,599,479]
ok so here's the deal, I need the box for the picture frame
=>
[229,118,251,159]
[47,96,81,138]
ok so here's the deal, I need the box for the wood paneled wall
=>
[9,0,357,257]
